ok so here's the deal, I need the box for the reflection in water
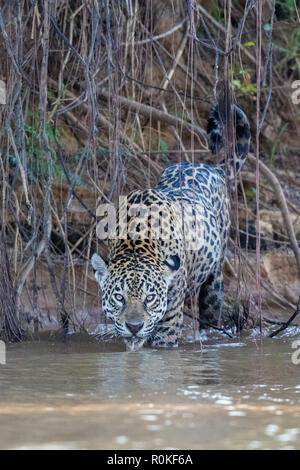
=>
[0,332,299,449]
[99,349,221,399]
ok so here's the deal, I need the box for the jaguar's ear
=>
[91,253,108,287]
[163,255,180,284]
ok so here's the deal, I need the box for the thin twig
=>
[121,18,187,46]
[99,88,207,139]
[269,295,300,338]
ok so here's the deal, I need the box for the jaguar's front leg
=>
[151,284,185,348]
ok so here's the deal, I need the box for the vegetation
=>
[0,0,300,341]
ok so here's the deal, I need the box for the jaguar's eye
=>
[145,294,155,304]
[114,293,124,303]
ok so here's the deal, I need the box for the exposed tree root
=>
[248,153,300,279]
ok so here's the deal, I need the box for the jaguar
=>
[92,99,251,350]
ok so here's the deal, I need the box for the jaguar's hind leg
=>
[198,265,224,327]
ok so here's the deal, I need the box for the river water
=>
[0,329,299,450]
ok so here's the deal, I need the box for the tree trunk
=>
[0,230,22,342]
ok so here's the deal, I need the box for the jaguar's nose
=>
[125,322,144,335]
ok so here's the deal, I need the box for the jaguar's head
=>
[91,252,180,350]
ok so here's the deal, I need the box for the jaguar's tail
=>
[207,101,251,176]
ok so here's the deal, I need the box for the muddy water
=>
[0,330,300,450]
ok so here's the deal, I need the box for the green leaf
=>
[241,83,257,95]
[243,41,255,47]
[232,79,242,88]
[159,138,169,156]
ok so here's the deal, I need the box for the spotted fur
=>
[92,103,250,349]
